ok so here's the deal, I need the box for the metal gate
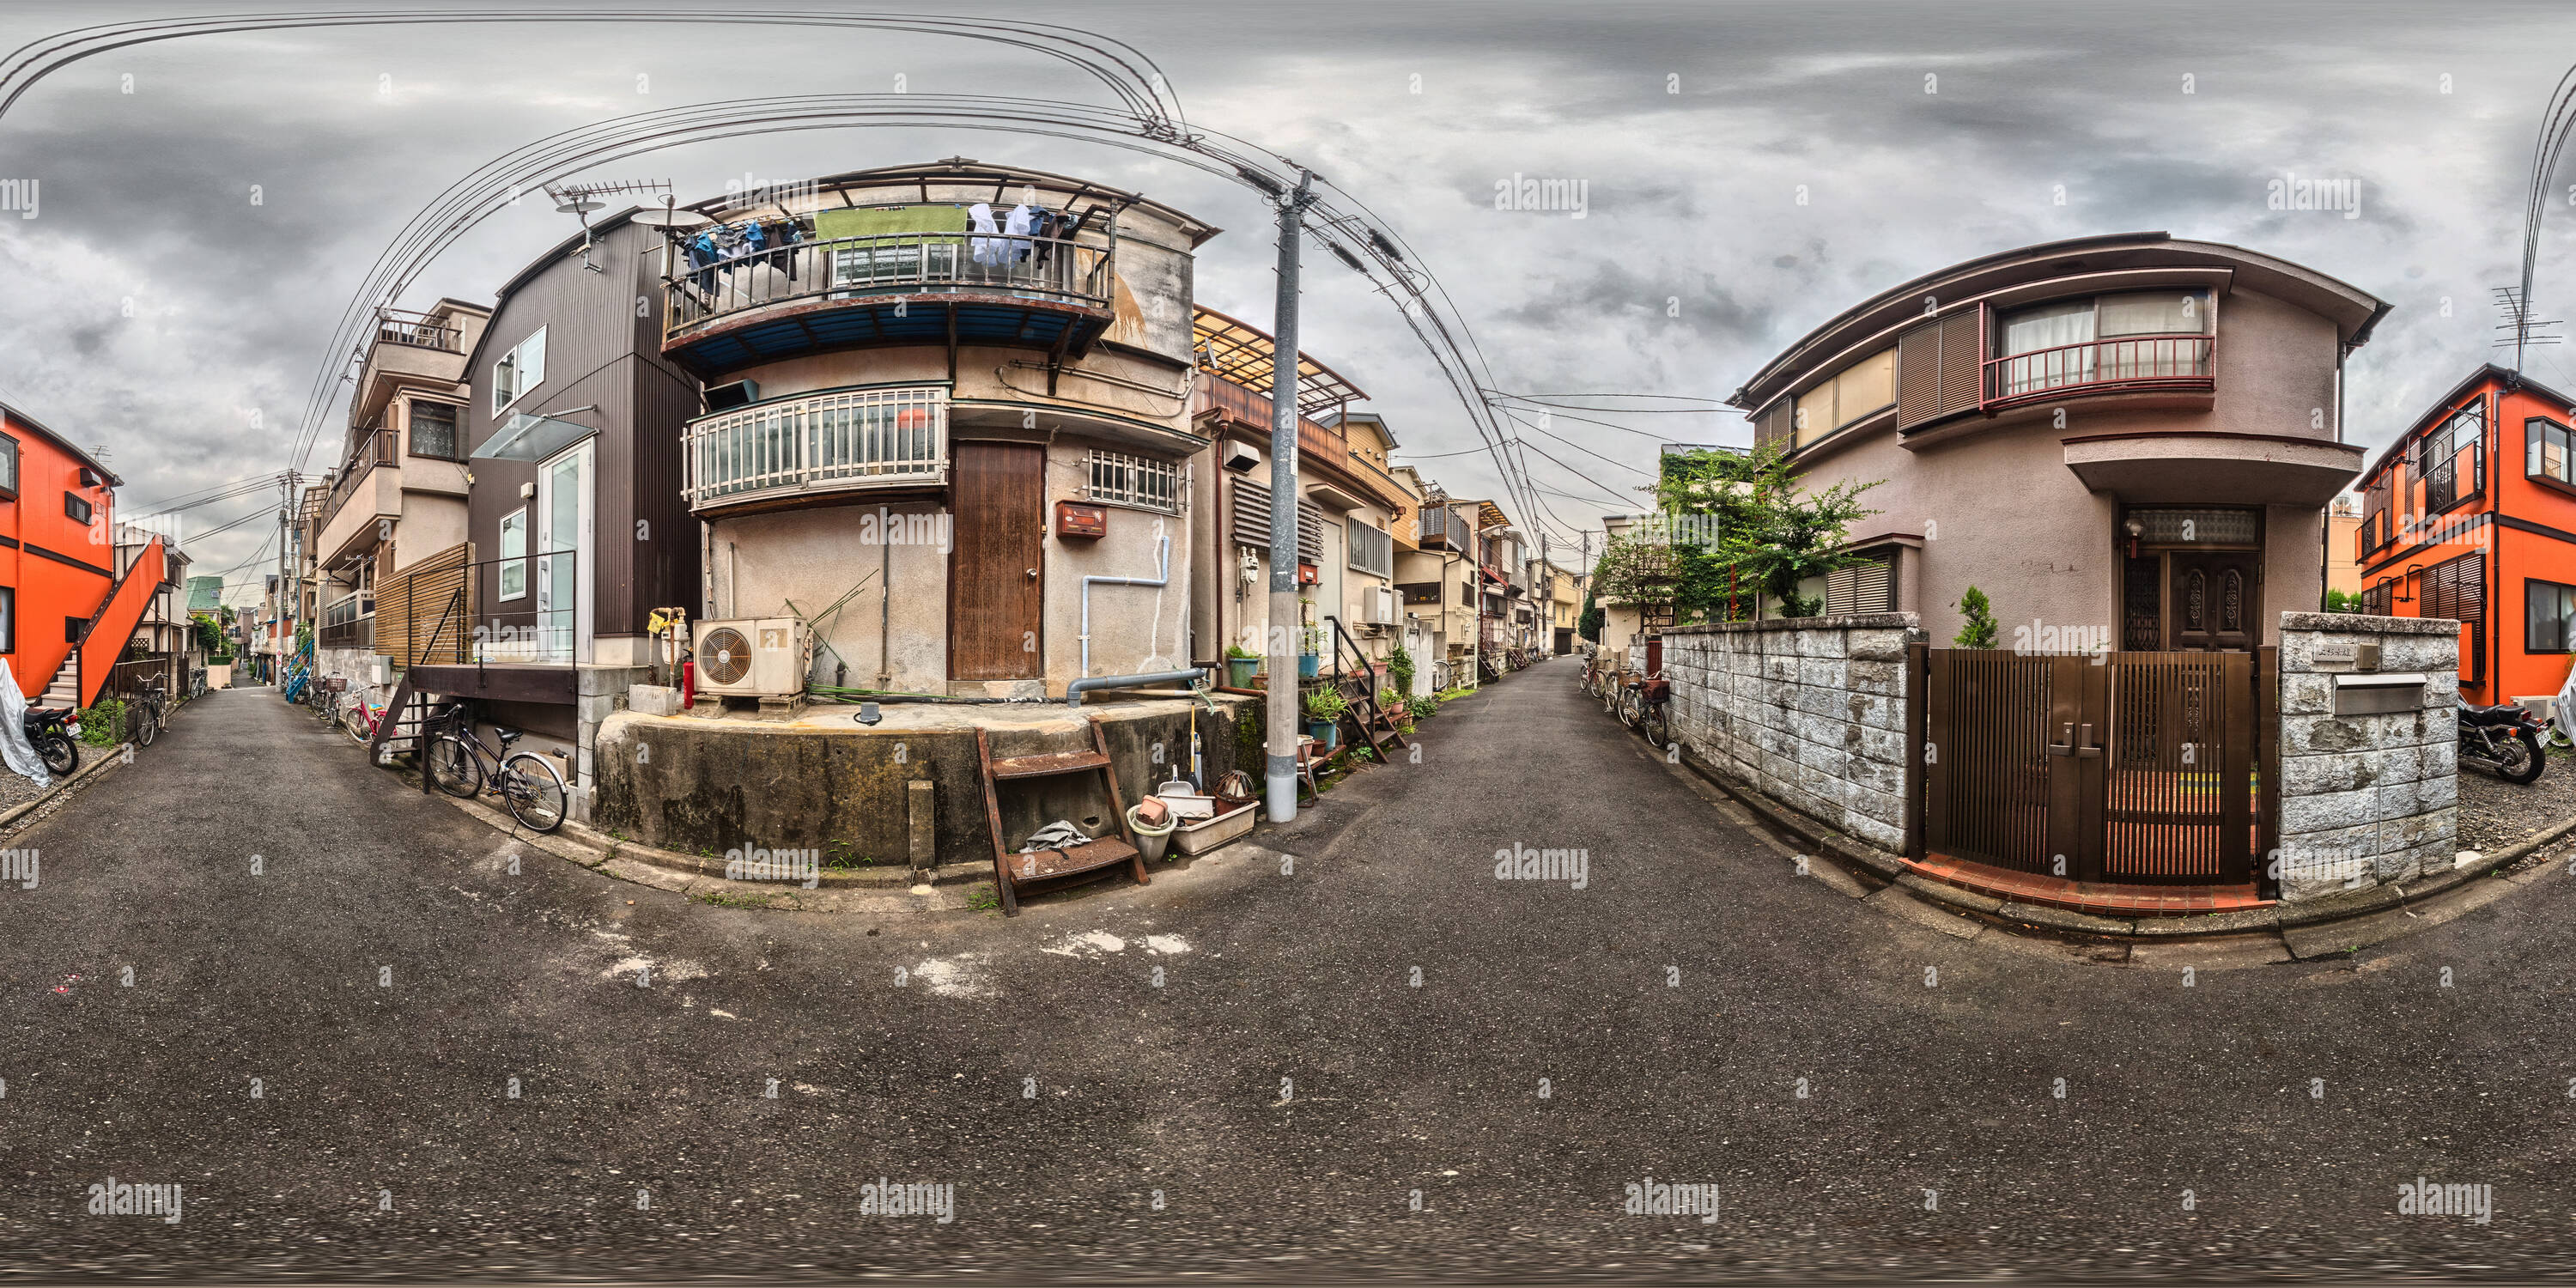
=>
[1920,648,2260,885]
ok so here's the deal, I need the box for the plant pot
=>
[1126,803,1178,862]
[1298,653,1321,678]
[1226,658,1259,688]
[1305,720,1340,749]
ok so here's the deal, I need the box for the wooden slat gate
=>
[1921,647,2262,886]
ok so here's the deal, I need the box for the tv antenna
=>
[544,179,670,272]
[2494,285,2563,366]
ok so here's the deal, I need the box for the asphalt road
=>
[6,666,2576,1282]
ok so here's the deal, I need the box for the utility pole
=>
[1265,168,1315,824]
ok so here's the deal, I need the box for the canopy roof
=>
[1192,305,1366,415]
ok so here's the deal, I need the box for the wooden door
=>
[949,442,1046,680]
[2166,552,2260,651]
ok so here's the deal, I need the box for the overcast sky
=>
[2,0,2573,599]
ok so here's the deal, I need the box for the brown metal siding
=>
[465,221,700,651]
[1936,310,1981,416]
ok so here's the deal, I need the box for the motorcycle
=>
[22,706,77,776]
[2459,702,2548,784]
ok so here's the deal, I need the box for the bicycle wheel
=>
[1643,700,1670,749]
[427,735,483,799]
[501,752,568,833]
[1619,688,1644,729]
[135,705,156,748]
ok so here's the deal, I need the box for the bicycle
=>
[340,689,388,746]
[423,704,570,833]
[132,677,167,748]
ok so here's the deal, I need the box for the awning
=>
[475,412,598,463]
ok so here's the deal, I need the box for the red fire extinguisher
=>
[680,658,696,708]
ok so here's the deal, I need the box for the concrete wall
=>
[591,695,1260,864]
[1662,613,1923,854]
[2275,611,2461,902]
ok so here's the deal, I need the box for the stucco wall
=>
[2275,611,2461,902]
[1662,613,1923,854]
[1789,286,2354,647]
[710,501,952,694]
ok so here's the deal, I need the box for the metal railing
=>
[375,307,464,353]
[317,428,400,535]
[380,549,583,670]
[319,589,374,650]
[663,230,1113,341]
[1984,332,2214,406]
[683,386,948,510]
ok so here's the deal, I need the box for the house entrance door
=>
[2166,552,2261,651]
[949,442,1047,682]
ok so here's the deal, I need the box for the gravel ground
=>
[0,741,76,811]
[2456,735,2576,854]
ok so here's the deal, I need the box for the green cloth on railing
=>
[813,204,967,244]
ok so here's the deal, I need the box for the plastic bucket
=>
[1127,802,1179,861]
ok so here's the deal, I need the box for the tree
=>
[1953,586,1999,648]
[1577,592,1603,643]
[1651,442,1880,622]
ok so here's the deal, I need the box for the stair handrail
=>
[1322,615,1379,702]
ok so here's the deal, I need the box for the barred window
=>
[1348,523,1393,578]
[1084,449,1186,514]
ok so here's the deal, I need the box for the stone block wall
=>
[2274,611,2460,902]
[1662,613,1923,854]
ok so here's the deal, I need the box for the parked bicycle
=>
[132,677,167,748]
[424,704,570,833]
[339,689,388,747]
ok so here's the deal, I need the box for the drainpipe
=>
[1066,668,1206,708]
[1079,533,1171,678]
[878,513,893,689]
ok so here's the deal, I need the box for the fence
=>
[663,230,1112,340]
[374,542,582,670]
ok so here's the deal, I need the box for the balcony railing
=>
[319,589,373,650]
[683,386,949,512]
[663,231,1113,342]
[376,308,463,353]
[1983,333,2214,407]
[317,428,399,537]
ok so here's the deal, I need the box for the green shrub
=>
[1406,695,1440,721]
[1953,586,1999,649]
[76,698,125,747]
[1388,641,1417,696]
[1303,688,1350,723]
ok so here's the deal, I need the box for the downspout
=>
[878,513,893,690]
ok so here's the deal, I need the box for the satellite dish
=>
[554,197,605,215]
[631,206,714,229]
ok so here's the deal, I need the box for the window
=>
[1084,449,1185,513]
[0,586,15,653]
[410,400,461,459]
[491,326,547,413]
[63,491,91,524]
[2419,403,2483,513]
[2530,416,2576,489]
[1349,523,1394,578]
[2360,580,2393,616]
[1826,550,1898,614]
[64,615,83,644]
[2530,579,2576,653]
[0,433,18,496]
[1996,290,2212,397]
[498,507,528,601]
[1792,347,1895,447]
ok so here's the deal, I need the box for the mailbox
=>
[1054,501,1108,539]
[2333,671,2423,716]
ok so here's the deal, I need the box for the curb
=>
[1649,722,2575,946]
[0,741,131,835]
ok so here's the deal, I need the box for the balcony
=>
[375,307,464,354]
[1982,333,2214,410]
[315,428,401,562]
[319,590,373,651]
[662,230,1114,379]
[684,386,949,517]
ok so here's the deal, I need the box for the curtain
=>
[1999,300,2094,394]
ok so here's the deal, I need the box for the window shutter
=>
[1230,478,1272,549]
[1753,398,1791,452]
[1937,310,1982,414]
[1897,319,1942,428]
[1826,554,1893,615]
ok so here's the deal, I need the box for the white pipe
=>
[1078,533,1170,677]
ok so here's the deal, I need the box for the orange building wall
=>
[0,410,118,699]
[2355,373,2576,709]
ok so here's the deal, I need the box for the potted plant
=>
[1224,642,1261,689]
[1297,622,1322,678]
[1303,687,1348,749]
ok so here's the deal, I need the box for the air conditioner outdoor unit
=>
[693,617,811,699]
[1359,585,1400,627]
